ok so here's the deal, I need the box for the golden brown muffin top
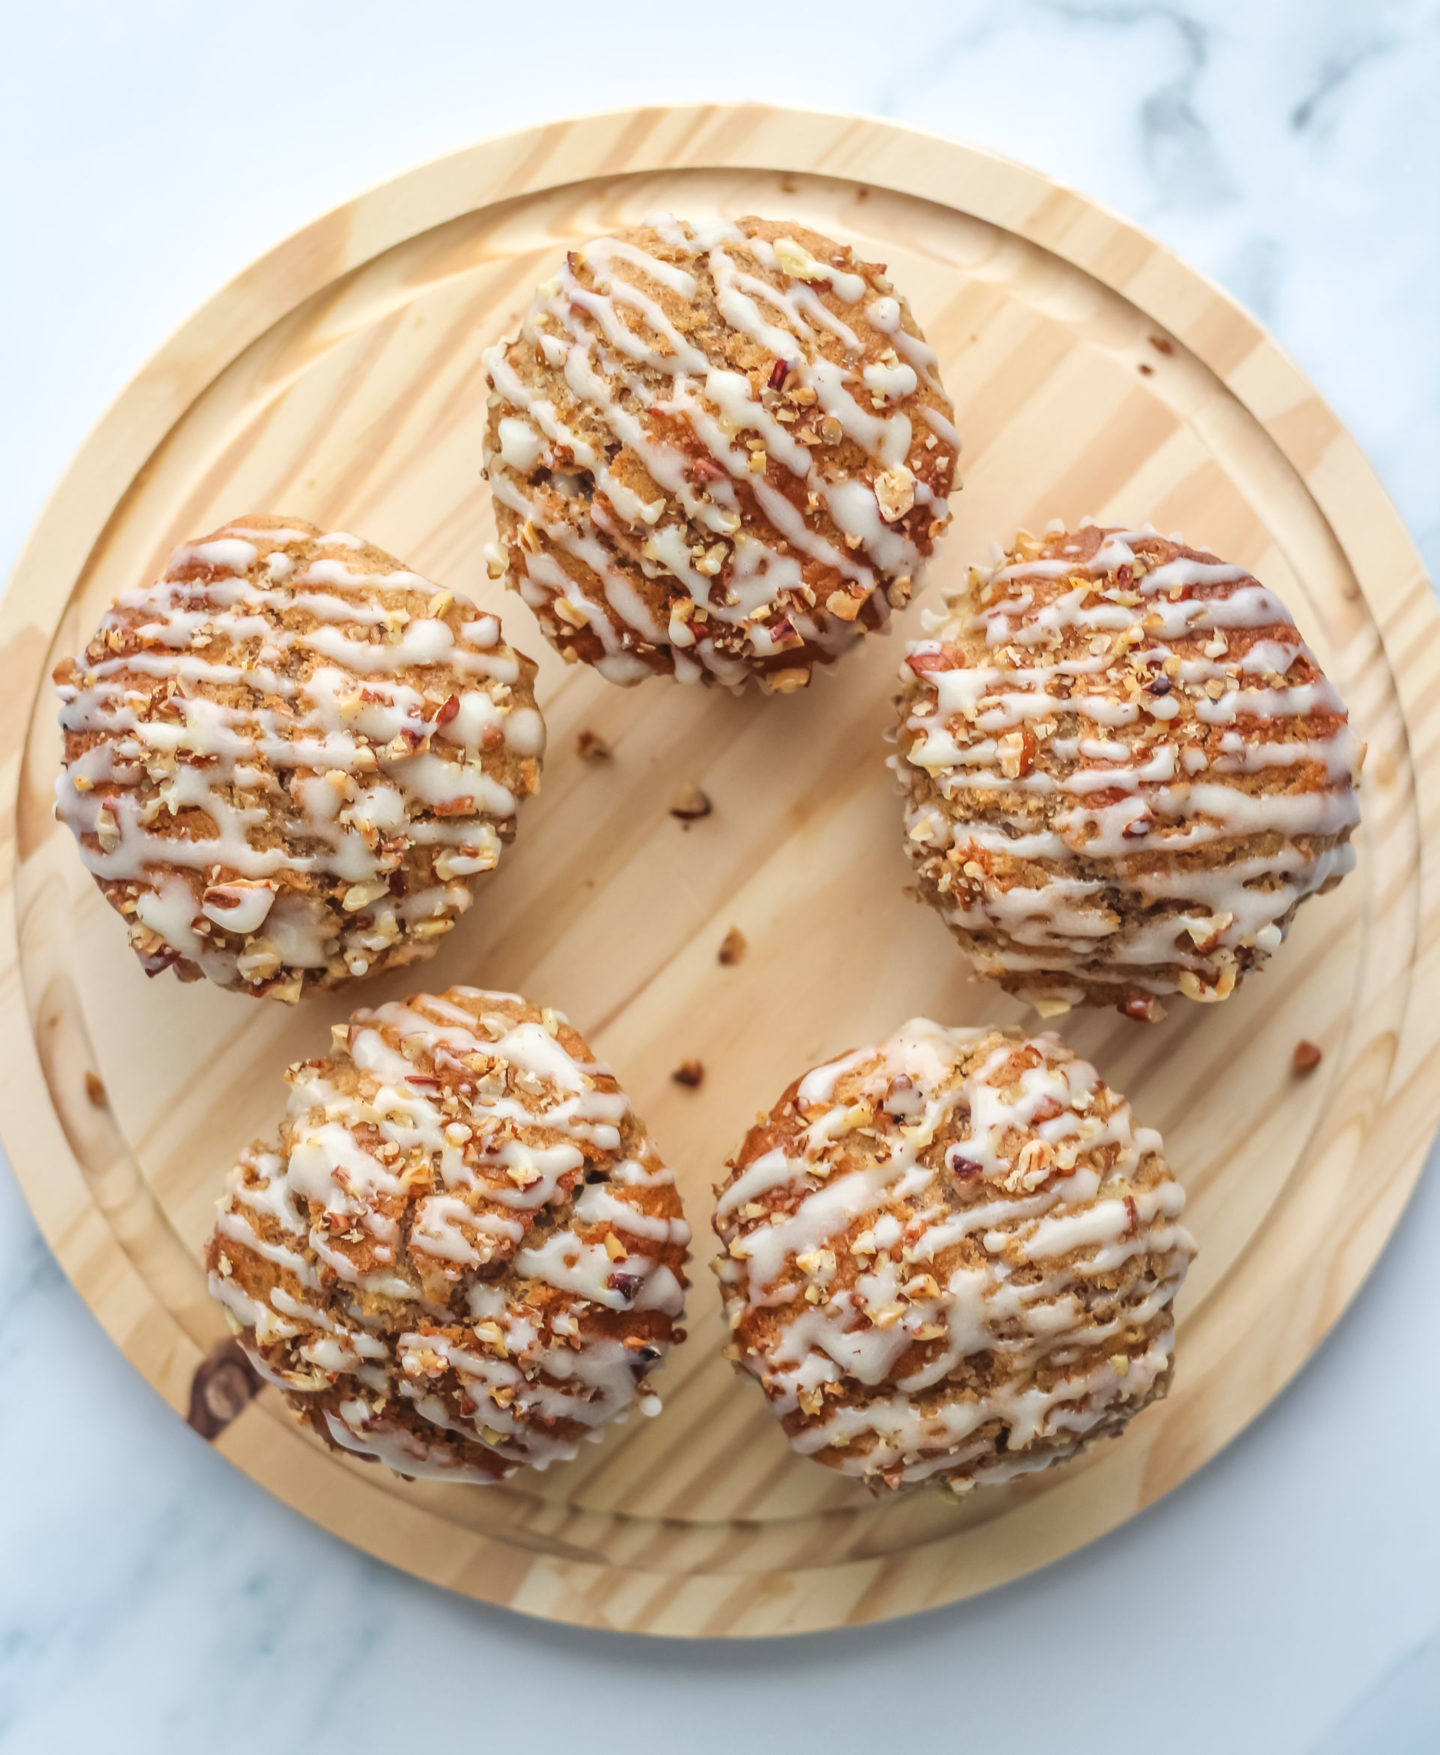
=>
[210,987,689,1482]
[713,1018,1193,1491]
[54,517,543,997]
[483,215,958,690]
[896,524,1363,1015]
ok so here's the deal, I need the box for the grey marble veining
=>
[1,3,1437,1750]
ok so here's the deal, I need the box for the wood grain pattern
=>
[2,105,1437,1637]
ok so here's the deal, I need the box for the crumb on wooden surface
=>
[718,926,747,966]
[1293,1040,1323,1074]
[669,783,711,822]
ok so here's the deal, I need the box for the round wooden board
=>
[3,105,1438,1639]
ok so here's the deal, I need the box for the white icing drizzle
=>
[482,215,958,687]
[53,520,544,994]
[209,988,688,1481]
[714,1021,1195,1489]
[895,527,1363,1008]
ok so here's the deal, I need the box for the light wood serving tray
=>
[3,105,1438,1638]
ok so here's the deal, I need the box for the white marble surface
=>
[2,2,1438,1748]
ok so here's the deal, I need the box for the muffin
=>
[713,1019,1194,1493]
[53,517,545,999]
[895,523,1363,1019]
[482,214,959,691]
[207,987,689,1482]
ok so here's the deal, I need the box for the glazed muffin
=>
[482,214,959,691]
[713,1019,1194,1493]
[895,524,1363,1019]
[53,518,545,999]
[207,988,689,1482]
